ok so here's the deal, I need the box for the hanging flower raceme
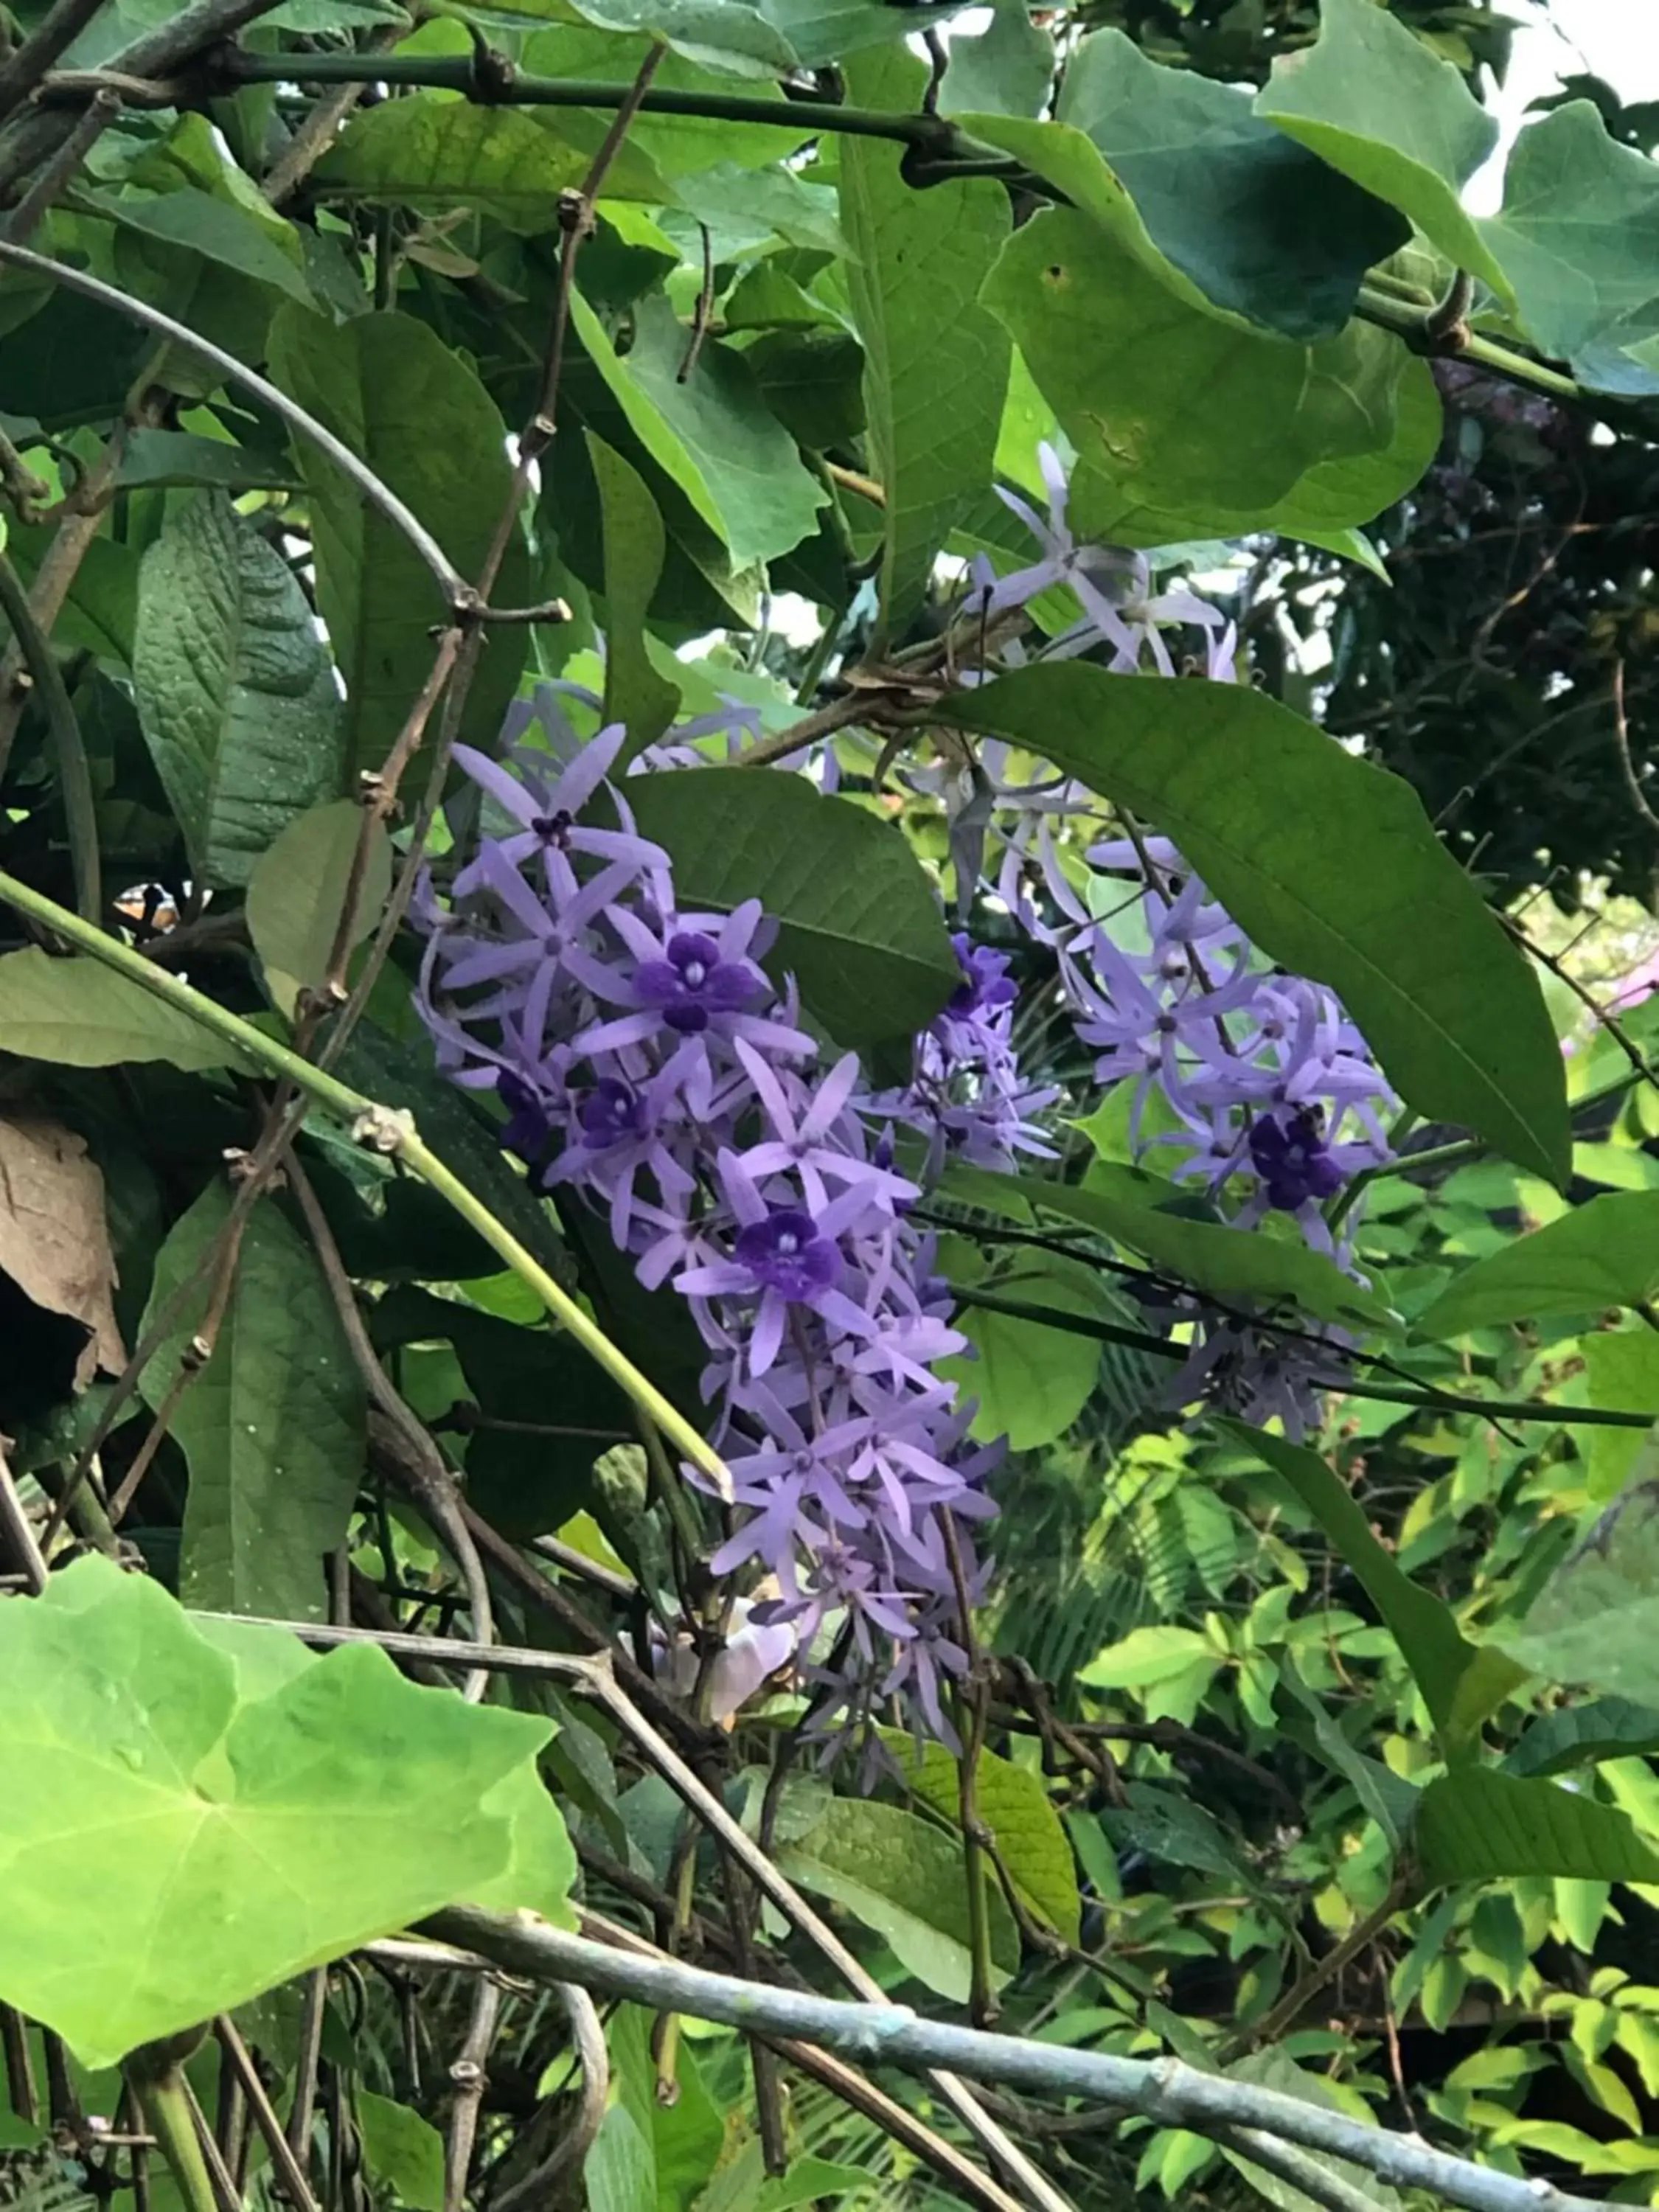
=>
[414,703,1009,1748]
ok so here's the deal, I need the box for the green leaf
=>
[1478,102,1659,378]
[588,433,681,759]
[568,0,797,76]
[356,2093,445,2212]
[840,44,1011,639]
[756,0,970,64]
[949,1164,1391,1329]
[1052,31,1408,341]
[981,205,1421,526]
[1278,1660,1420,1849]
[1415,1193,1659,1340]
[745,329,867,451]
[571,291,825,568]
[1228,1423,1480,1742]
[1222,2049,1402,2212]
[940,1248,1119,1449]
[887,1735,1080,1944]
[1505,1697,1659,1781]
[0,1554,556,2069]
[778,1798,1018,2004]
[267,307,530,775]
[245,800,392,1018]
[939,0,1054,122]
[117,428,303,495]
[1416,1767,1659,1888]
[944,664,1568,1184]
[1499,1481,1659,1707]
[625,767,959,1050]
[133,495,345,888]
[139,1181,366,1624]
[86,184,313,307]
[313,97,666,225]
[1583,1327,1659,1502]
[1253,0,1512,307]
[524,28,810,175]
[0,948,249,1073]
[1078,1624,1220,1687]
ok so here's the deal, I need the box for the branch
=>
[0,0,112,120]
[420,1906,1608,2212]
[0,547,99,922]
[0,241,472,615]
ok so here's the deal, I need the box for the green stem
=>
[128,2062,219,2212]
[214,51,1011,161]
[0,549,100,923]
[1353,284,1582,403]
[0,865,734,1500]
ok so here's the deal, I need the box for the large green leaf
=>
[1416,1767,1659,1888]
[0,950,248,1073]
[944,666,1569,1184]
[625,767,959,1050]
[1253,0,1512,306]
[947,1164,1391,1329]
[1478,101,1659,389]
[571,292,824,568]
[588,432,681,759]
[133,495,344,888]
[267,307,529,776]
[777,1798,1018,2004]
[839,44,1011,640]
[887,1734,1081,1944]
[981,206,1413,524]
[1414,1193,1659,1340]
[139,1181,366,1624]
[312,97,667,224]
[1499,1481,1659,1707]
[939,0,1054,122]
[939,1248,1120,1450]
[1053,31,1408,341]
[356,2093,444,2212]
[0,1555,561,2069]
[245,799,392,1019]
[524,27,811,174]
[1229,1425,1480,1742]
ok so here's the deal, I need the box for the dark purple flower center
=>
[634,931,763,1035]
[497,1069,555,1163]
[947,935,1018,1018]
[531,808,574,849]
[577,1077,644,1147]
[733,1207,838,1301]
[1248,1107,1344,1211]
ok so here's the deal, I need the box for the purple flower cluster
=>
[416,714,1012,1743]
[955,450,1398,1437]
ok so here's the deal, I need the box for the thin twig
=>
[0,0,111,119]
[443,1980,501,2212]
[491,1983,608,2212]
[1611,658,1659,837]
[0,240,472,612]
[285,1973,327,2174]
[0,1440,48,1592]
[0,545,100,920]
[4,86,119,245]
[287,1150,495,1700]
[676,223,714,383]
[262,22,404,207]
[214,2018,323,2212]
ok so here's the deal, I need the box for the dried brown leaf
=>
[0,1117,125,1388]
